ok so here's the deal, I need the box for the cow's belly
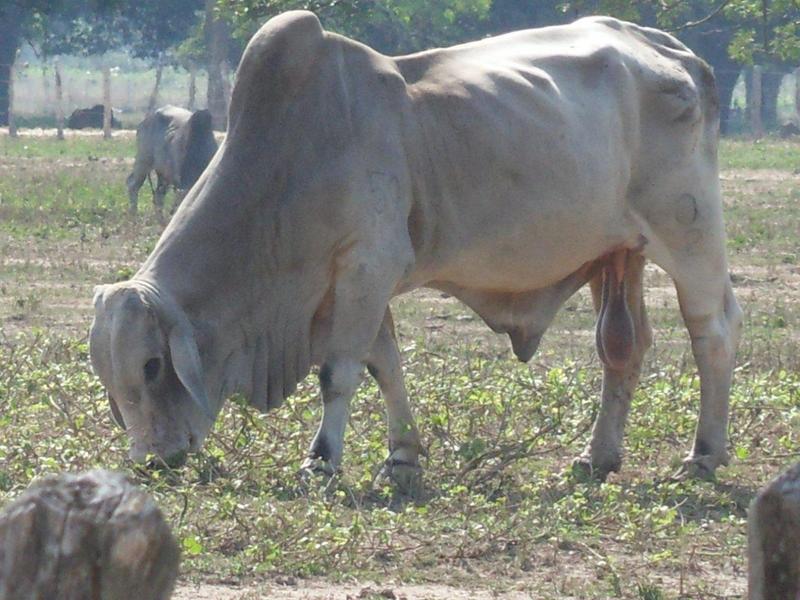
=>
[427,201,636,291]
[401,66,640,293]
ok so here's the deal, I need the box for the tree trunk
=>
[749,66,764,139]
[0,7,21,127]
[205,0,230,130]
[188,64,197,111]
[103,65,112,139]
[55,59,64,140]
[148,55,164,114]
[7,51,17,138]
[761,69,784,131]
[795,67,800,123]
[715,67,740,135]
[748,462,800,600]
[0,470,180,600]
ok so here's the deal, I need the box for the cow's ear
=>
[108,392,126,429]
[168,324,214,420]
[180,110,216,189]
[93,284,108,310]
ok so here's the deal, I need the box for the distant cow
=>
[126,106,218,222]
[67,104,121,129]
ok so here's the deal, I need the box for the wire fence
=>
[4,62,222,130]
[2,61,798,134]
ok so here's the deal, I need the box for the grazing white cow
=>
[90,12,742,485]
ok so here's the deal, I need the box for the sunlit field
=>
[1,131,798,599]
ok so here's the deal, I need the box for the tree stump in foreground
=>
[0,470,179,600]
[748,462,800,600]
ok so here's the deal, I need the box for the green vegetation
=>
[720,138,800,170]
[0,133,134,159]
[1,135,799,597]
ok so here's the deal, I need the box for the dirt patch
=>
[173,582,537,600]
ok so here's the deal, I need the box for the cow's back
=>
[393,17,719,290]
[135,106,193,183]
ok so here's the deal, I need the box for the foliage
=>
[724,0,800,64]
[216,0,493,53]
[561,0,800,65]
[18,0,205,62]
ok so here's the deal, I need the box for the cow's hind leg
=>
[646,180,743,478]
[367,310,424,495]
[573,251,652,481]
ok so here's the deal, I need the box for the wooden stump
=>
[748,462,800,600]
[0,470,179,600]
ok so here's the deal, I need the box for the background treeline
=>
[2,0,799,133]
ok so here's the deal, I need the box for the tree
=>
[217,0,493,54]
[0,0,205,126]
[0,0,76,126]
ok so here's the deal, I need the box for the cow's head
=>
[89,282,217,467]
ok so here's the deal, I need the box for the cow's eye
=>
[144,358,161,382]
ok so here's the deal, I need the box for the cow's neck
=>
[138,172,330,411]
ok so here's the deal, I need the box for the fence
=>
[2,59,799,137]
[3,57,231,135]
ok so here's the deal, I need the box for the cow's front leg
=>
[302,233,413,480]
[126,165,149,216]
[303,357,364,476]
[573,252,652,481]
[153,174,169,224]
[367,309,424,495]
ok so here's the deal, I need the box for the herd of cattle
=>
[87,11,744,492]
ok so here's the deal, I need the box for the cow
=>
[67,104,121,129]
[126,106,218,222]
[89,12,742,488]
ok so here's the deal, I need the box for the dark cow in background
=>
[126,105,218,222]
[67,104,122,129]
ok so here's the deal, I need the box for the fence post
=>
[54,59,64,140]
[102,64,111,139]
[7,50,17,138]
[147,53,163,114]
[221,59,232,113]
[750,65,764,139]
[188,64,196,111]
[41,63,50,108]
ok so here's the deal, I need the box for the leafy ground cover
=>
[1,132,799,598]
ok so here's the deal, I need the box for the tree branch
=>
[668,0,731,32]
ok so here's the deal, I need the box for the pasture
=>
[0,131,798,599]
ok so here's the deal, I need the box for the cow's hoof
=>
[676,455,720,481]
[297,457,337,489]
[381,459,424,498]
[570,454,619,482]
